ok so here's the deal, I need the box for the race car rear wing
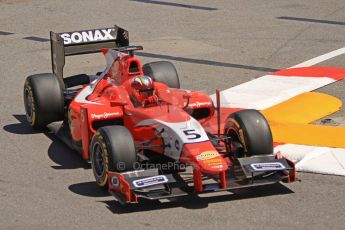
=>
[50,25,129,89]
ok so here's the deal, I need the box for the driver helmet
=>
[130,75,156,105]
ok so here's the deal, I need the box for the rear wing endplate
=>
[50,25,129,88]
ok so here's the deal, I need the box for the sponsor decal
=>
[187,102,211,108]
[132,175,168,188]
[91,112,119,120]
[250,162,286,171]
[203,158,224,169]
[122,30,129,40]
[60,28,115,45]
[203,158,222,164]
[210,165,224,169]
[196,151,219,161]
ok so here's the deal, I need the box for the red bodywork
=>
[67,49,295,203]
[68,49,226,172]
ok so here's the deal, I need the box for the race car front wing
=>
[107,155,296,204]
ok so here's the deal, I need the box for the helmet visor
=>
[139,89,154,98]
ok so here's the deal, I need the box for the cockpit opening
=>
[129,61,140,75]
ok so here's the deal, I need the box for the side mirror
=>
[183,93,192,99]
[183,93,193,108]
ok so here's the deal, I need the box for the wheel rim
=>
[24,87,33,121]
[227,130,239,142]
[92,142,105,178]
[227,129,245,158]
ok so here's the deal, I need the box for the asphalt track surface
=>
[1,0,345,229]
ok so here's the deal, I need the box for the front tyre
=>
[224,109,273,157]
[90,126,137,188]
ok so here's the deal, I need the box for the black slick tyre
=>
[143,61,180,88]
[90,126,137,188]
[23,73,64,130]
[224,109,273,157]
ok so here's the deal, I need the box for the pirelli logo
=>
[59,28,116,45]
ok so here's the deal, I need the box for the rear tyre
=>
[224,109,273,157]
[90,126,137,188]
[23,73,64,130]
[143,61,180,88]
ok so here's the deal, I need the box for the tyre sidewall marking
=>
[91,133,109,187]
[24,80,36,126]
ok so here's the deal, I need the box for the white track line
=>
[290,46,345,68]
[211,75,335,110]
[211,46,345,107]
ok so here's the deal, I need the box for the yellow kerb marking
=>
[262,92,342,124]
[262,92,345,148]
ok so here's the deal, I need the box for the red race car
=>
[24,25,296,204]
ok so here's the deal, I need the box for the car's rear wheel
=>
[143,61,180,88]
[90,126,137,188]
[23,73,64,130]
[224,109,273,157]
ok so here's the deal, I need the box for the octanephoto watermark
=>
[117,161,186,171]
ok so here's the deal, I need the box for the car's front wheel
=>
[224,109,273,157]
[90,126,137,188]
